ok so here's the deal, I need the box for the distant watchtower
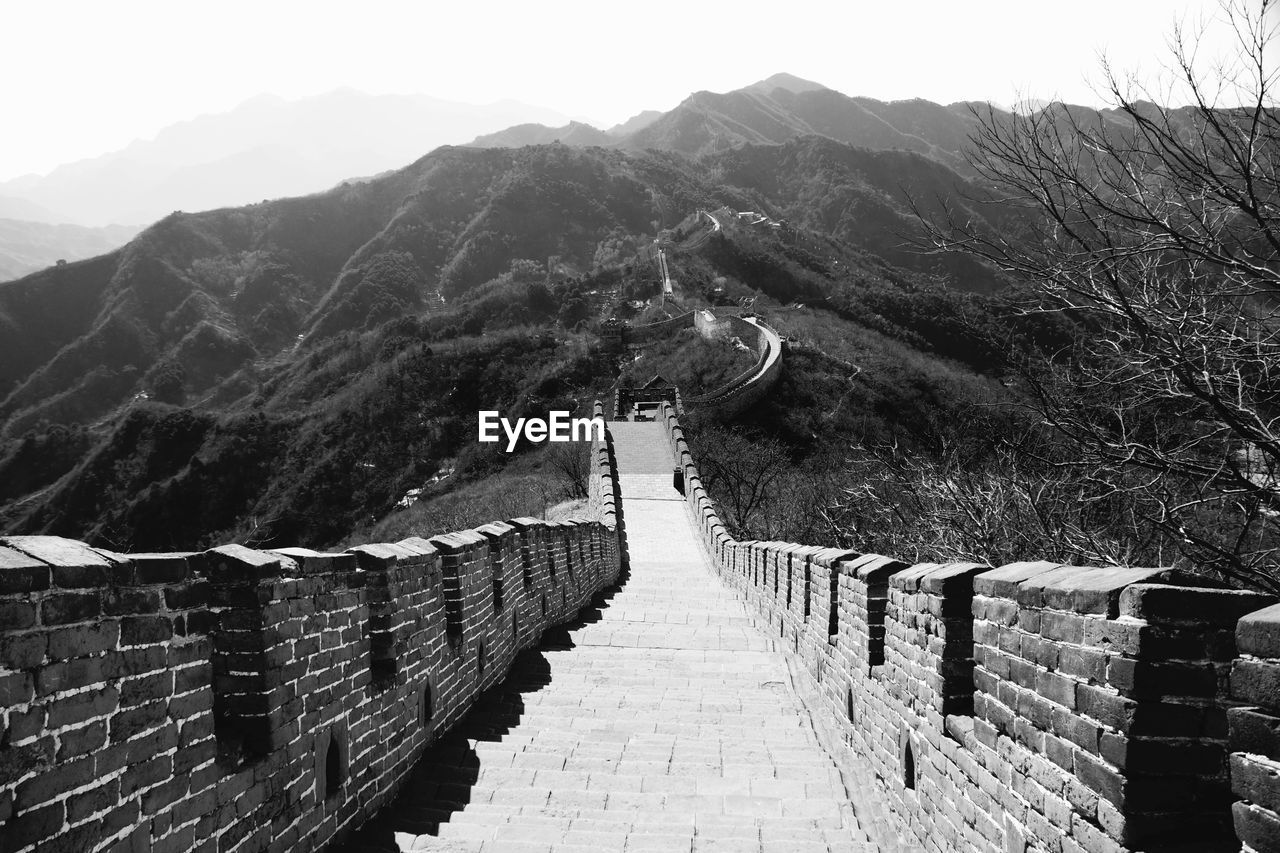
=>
[617,374,681,421]
[600,318,625,350]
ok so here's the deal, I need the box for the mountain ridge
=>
[0,131,1021,549]
[0,90,575,226]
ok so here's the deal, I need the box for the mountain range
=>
[0,71,1069,550]
[0,90,574,228]
[468,73,991,175]
[0,219,142,281]
[0,73,1151,286]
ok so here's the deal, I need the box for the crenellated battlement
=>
[658,402,1280,853]
[0,405,622,853]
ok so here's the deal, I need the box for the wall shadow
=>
[337,530,632,850]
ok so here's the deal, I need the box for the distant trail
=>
[657,249,673,296]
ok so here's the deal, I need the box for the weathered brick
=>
[164,581,209,610]
[121,616,173,645]
[1120,583,1275,626]
[1076,684,1136,732]
[121,671,174,705]
[47,621,120,658]
[0,631,47,669]
[1039,610,1085,644]
[15,754,95,810]
[1231,706,1280,758]
[1233,659,1280,709]
[56,720,108,761]
[0,738,54,786]
[0,670,34,706]
[50,563,107,589]
[0,599,37,630]
[40,592,103,625]
[103,587,162,616]
[131,553,192,584]
[65,777,119,823]
[46,685,118,728]
[1232,752,1280,813]
[36,656,107,696]
[1233,801,1280,853]
[120,753,172,796]
[1239,602,1280,659]
[0,546,50,592]
[1108,658,1219,698]
[1073,749,1126,807]
[2,800,66,851]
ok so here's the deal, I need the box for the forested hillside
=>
[0,124,1031,552]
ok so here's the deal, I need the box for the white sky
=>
[0,0,1256,181]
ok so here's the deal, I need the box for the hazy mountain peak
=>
[0,91,574,226]
[466,120,613,149]
[743,73,830,96]
[608,110,663,137]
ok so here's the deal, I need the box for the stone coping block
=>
[474,521,517,540]
[891,561,988,595]
[1014,565,1187,615]
[123,552,196,584]
[2,535,115,569]
[0,546,53,594]
[429,530,488,551]
[1120,584,1274,627]
[1231,752,1280,814]
[201,544,284,584]
[843,554,907,583]
[1239,603,1280,659]
[269,547,358,576]
[1232,801,1280,853]
[811,548,859,568]
[346,542,428,572]
[973,561,1062,598]
[396,537,440,557]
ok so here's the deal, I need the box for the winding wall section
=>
[624,310,784,418]
[683,313,784,418]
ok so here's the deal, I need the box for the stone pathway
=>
[341,422,908,852]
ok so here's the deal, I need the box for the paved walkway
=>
[341,422,906,852]
[608,421,684,500]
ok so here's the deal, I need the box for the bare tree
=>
[546,442,590,500]
[690,426,795,539]
[925,0,1280,591]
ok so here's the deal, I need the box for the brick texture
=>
[657,402,1280,853]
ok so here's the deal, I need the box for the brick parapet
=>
[1230,602,1280,852]
[657,402,1280,853]
[0,409,622,853]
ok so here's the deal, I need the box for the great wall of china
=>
[614,308,784,420]
[2,226,1280,851]
[1,391,1280,851]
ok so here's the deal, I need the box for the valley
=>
[0,78,1024,554]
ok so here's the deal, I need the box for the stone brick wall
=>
[1231,603,1280,852]
[0,418,622,852]
[682,315,783,418]
[626,310,696,345]
[660,402,1280,853]
[615,312,783,420]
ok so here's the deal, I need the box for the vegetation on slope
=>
[0,127,1036,552]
